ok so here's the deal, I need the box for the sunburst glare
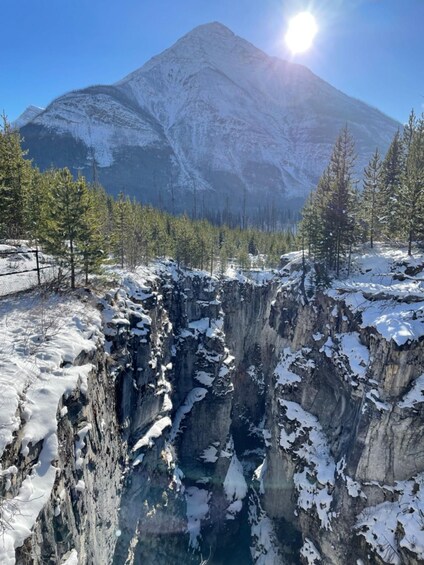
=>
[285,11,318,54]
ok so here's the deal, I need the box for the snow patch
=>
[200,444,219,463]
[185,487,210,549]
[337,332,369,380]
[356,473,424,564]
[223,453,248,519]
[132,417,172,452]
[249,493,283,565]
[398,373,424,408]
[61,549,79,565]
[194,371,215,387]
[300,538,321,564]
[169,388,208,441]
[274,348,314,389]
[279,400,336,529]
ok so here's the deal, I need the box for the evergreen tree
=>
[149,208,168,259]
[401,112,424,254]
[237,248,251,270]
[402,109,417,153]
[0,114,32,238]
[79,181,106,283]
[89,183,113,250]
[303,169,329,264]
[173,215,199,268]
[24,168,53,245]
[326,127,357,275]
[111,192,131,268]
[301,127,357,278]
[299,193,315,257]
[379,130,404,239]
[124,202,142,270]
[45,169,88,289]
[362,148,382,248]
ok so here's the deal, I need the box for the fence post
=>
[35,248,41,285]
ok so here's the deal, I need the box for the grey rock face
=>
[18,23,399,216]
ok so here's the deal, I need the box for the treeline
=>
[0,116,294,288]
[301,111,424,279]
[198,197,300,232]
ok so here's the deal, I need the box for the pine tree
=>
[46,169,88,289]
[0,114,32,239]
[89,183,113,250]
[402,109,417,153]
[237,248,251,270]
[304,169,333,264]
[401,112,424,254]
[301,127,357,278]
[362,148,382,248]
[174,215,198,268]
[299,194,315,257]
[79,180,105,283]
[149,208,168,259]
[379,130,404,239]
[24,168,53,245]
[125,202,141,270]
[325,127,357,275]
[111,192,131,268]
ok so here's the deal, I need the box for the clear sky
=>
[2,0,423,124]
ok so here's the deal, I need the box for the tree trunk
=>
[70,238,75,289]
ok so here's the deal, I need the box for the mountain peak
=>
[184,21,235,38]
[174,21,259,56]
[120,20,268,84]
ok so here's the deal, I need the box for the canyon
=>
[1,247,424,564]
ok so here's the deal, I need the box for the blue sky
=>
[2,0,423,124]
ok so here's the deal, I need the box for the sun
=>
[285,12,318,54]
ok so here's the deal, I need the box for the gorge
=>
[1,247,424,565]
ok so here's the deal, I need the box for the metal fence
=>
[0,248,56,297]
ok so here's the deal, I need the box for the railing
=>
[0,248,56,297]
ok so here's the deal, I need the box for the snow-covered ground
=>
[329,245,424,345]
[280,244,424,346]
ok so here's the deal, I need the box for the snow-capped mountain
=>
[13,105,44,129]
[19,22,399,215]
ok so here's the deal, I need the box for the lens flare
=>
[285,11,318,54]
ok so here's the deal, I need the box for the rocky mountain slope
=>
[1,246,424,564]
[13,106,44,130]
[17,23,399,216]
